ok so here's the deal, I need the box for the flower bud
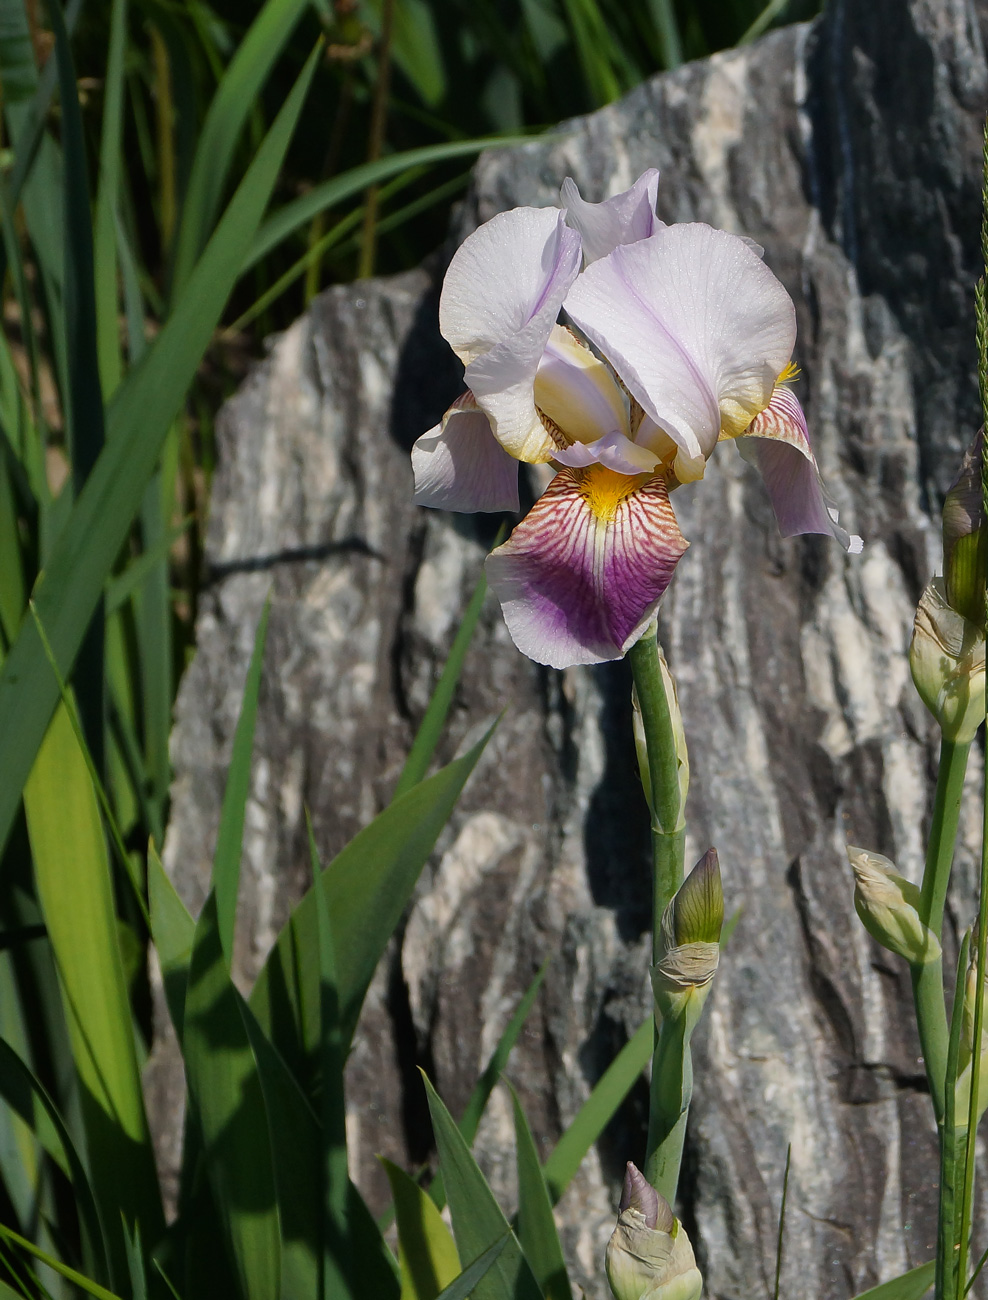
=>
[910,578,986,743]
[943,431,988,630]
[847,847,940,966]
[633,644,688,832]
[605,1164,702,1300]
[652,850,722,1021]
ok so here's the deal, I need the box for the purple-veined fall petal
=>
[559,169,661,264]
[565,223,795,469]
[742,385,863,552]
[438,208,582,463]
[411,392,520,513]
[485,466,688,668]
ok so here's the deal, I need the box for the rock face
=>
[157,1,988,1295]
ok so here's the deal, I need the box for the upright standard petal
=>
[412,392,520,513]
[485,466,688,668]
[742,385,863,552]
[439,208,582,463]
[565,223,795,472]
[559,169,661,264]
[534,325,629,445]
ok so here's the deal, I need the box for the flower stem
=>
[915,738,971,1126]
[628,629,687,1199]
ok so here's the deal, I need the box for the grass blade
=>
[393,535,501,801]
[852,1261,934,1299]
[421,1073,543,1300]
[147,843,195,1042]
[250,725,495,1080]
[170,0,312,294]
[0,44,320,860]
[246,137,524,270]
[94,0,127,397]
[0,1225,123,1300]
[432,1238,510,1300]
[213,598,270,966]
[542,1018,651,1204]
[508,1082,571,1300]
[381,1158,460,1300]
[774,1144,791,1300]
[22,700,163,1269]
[184,892,280,1300]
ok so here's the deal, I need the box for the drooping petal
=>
[534,325,629,445]
[565,223,796,470]
[551,428,660,475]
[485,466,688,667]
[439,208,582,463]
[742,386,863,552]
[412,392,520,513]
[559,169,661,264]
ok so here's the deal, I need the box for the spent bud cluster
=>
[605,1164,702,1300]
[846,847,939,966]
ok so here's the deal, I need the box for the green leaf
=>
[94,0,128,398]
[0,1035,109,1281]
[246,137,524,271]
[238,985,400,1300]
[250,726,495,1078]
[393,554,494,801]
[0,1224,124,1300]
[184,892,280,1300]
[213,598,270,966]
[432,1238,511,1300]
[507,1083,571,1300]
[421,1073,543,1300]
[171,0,313,294]
[542,1018,651,1204]
[0,44,320,860]
[852,1261,934,1300]
[382,1159,460,1300]
[147,842,195,1041]
[22,700,163,1265]
[360,0,445,106]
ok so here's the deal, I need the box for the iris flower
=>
[412,170,861,669]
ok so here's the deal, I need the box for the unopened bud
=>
[605,1164,702,1300]
[910,578,986,743]
[943,431,988,630]
[847,847,940,966]
[633,645,688,832]
[653,851,722,1020]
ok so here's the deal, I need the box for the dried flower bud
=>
[943,431,988,630]
[605,1164,702,1300]
[910,578,986,743]
[633,644,688,832]
[847,847,940,966]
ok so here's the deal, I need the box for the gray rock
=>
[155,1,988,1295]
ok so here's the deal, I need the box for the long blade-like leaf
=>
[184,892,280,1300]
[542,1018,651,1204]
[147,843,195,1042]
[0,45,320,859]
[421,1073,543,1300]
[250,727,495,1078]
[508,1082,571,1300]
[382,1158,460,1300]
[0,1224,123,1300]
[853,1262,934,1300]
[432,1238,511,1300]
[171,0,311,294]
[22,701,163,1267]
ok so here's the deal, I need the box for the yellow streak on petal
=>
[579,464,651,523]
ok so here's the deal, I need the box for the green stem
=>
[915,739,970,1126]
[629,630,687,1198]
[939,930,970,1300]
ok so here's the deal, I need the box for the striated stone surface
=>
[155,1,988,1295]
